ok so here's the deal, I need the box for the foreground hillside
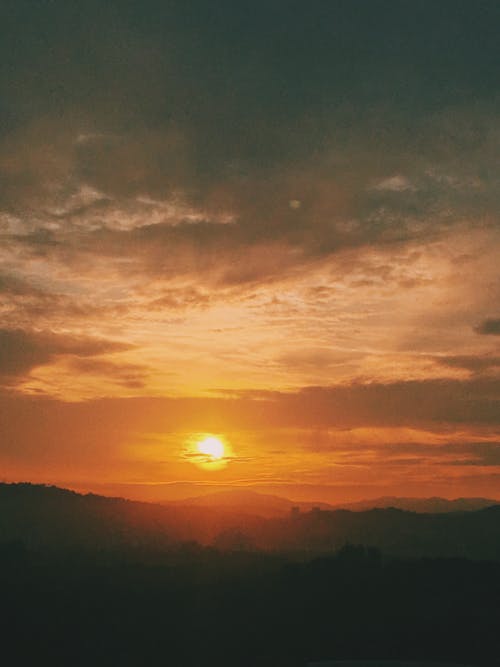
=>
[1,483,500,560]
[0,482,259,552]
[1,541,499,666]
[2,483,500,665]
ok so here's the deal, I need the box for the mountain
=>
[1,483,500,560]
[169,489,332,517]
[0,482,259,552]
[256,505,500,560]
[2,483,500,666]
[168,489,499,517]
[333,496,499,513]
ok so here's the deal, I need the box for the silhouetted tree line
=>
[2,485,500,664]
[0,539,499,666]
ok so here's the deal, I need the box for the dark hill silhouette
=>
[2,484,500,665]
[0,482,261,552]
[1,482,500,560]
[254,505,500,560]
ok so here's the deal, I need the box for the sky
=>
[0,0,499,503]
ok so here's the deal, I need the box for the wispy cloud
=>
[0,0,498,498]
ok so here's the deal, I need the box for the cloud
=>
[146,286,213,311]
[219,377,500,429]
[0,0,499,496]
[2,1,499,289]
[443,441,500,467]
[3,109,498,300]
[67,357,147,389]
[0,328,131,384]
[306,437,500,468]
[0,271,131,329]
[476,318,500,336]
[369,175,414,192]
[432,354,500,375]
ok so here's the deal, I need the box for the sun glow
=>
[197,436,225,460]
[187,434,232,471]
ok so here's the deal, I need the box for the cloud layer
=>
[0,0,498,498]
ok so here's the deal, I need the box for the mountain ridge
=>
[165,487,499,516]
[2,482,500,561]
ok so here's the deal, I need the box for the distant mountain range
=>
[168,489,332,517]
[168,488,499,517]
[332,495,499,514]
[1,483,500,560]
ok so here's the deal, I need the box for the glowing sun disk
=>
[197,436,225,460]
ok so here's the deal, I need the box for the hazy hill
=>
[169,488,333,517]
[168,488,498,516]
[333,496,499,513]
[1,483,500,560]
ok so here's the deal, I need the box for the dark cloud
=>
[433,354,500,375]
[0,328,131,383]
[67,358,147,390]
[3,107,497,294]
[2,1,498,127]
[219,378,500,429]
[443,442,500,467]
[332,441,500,467]
[1,1,498,263]
[476,318,500,336]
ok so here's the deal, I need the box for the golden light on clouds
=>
[0,0,499,504]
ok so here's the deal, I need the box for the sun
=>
[196,436,225,460]
[187,434,233,470]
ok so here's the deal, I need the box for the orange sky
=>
[0,2,499,503]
